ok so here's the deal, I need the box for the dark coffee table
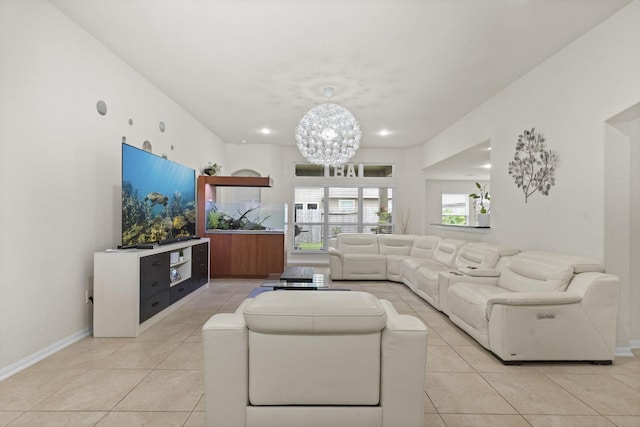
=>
[262,266,330,290]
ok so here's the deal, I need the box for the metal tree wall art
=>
[508,127,558,203]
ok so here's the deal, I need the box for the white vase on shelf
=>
[476,213,490,227]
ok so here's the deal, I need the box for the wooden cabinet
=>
[208,232,284,278]
[196,174,282,278]
[94,238,210,337]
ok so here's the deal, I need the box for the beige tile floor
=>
[1,278,639,426]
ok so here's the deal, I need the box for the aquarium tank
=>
[205,201,285,232]
[121,143,196,246]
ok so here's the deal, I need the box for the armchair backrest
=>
[243,291,386,406]
[336,233,380,255]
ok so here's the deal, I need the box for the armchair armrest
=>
[203,313,248,427]
[379,300,427,427]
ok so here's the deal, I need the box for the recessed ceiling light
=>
[241,140,247,144]
[482,163,492,169]
[378,129,390,136]
[261,128,271,135]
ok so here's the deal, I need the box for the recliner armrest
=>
[448,273,500,286]
[486,292,582,319]
[458,267,500,277]
[328,247,343,259]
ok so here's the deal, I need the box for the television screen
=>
[121,143,196,246]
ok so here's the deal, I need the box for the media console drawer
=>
[140,288,171,323]
[140,253,170,300]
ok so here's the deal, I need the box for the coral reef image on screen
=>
[121,144,196,246]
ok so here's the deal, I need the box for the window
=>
[338,200,356,210]
[293,186,393,251]
[442,193,468,225]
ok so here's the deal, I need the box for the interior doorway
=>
[605,102,640,352]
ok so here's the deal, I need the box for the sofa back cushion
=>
[519,250,605,273]
[409,235,441,258]
[454,242,520,269]
[337,233,380,255]
[378,234,415,256]
[498,254,574,293]
[454,242,499,269]
[432,239,466,267]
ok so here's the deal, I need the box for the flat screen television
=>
[121,143,196,247]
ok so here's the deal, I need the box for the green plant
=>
[201,162,221,176]
[442,209,466,225]
[469,182,490,214]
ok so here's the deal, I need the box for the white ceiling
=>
[49,0,631,173]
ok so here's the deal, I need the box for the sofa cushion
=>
[337,233,380,255]
[448,283,507,330]
[498,255,574,293]
[377,234,414,256]
[520,250,605,274]
[415,261,452,306]
[432,239,466,267]
[409,235,441,258]
[243,290,387,333]
[248,331,382,406]
[386,254,406,281]
[343,254,387,279]
[455,242,500,268]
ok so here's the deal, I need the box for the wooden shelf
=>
[197,175,272,187]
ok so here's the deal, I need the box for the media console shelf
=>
[93,238,209,337]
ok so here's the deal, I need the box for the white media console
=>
[93,238,210,337]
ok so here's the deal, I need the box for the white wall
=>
[421,1,640,349]
[0,0,225,376]
[425,179,492,238]
[631,117,640,344]
[422,0,640,258]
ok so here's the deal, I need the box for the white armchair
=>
[202,291,428,427]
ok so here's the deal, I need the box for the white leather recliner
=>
[203,291,428,427]
[446,251,619,363]
[328,233,387,280]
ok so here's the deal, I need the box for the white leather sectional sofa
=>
[328,233,620,363]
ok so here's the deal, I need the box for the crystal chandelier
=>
[295,87,362,167]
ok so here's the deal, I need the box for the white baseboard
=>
[0,327,92,382]
[615,347,634,357]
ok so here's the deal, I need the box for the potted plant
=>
[201,162,221,176]
[469,182,490,227]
